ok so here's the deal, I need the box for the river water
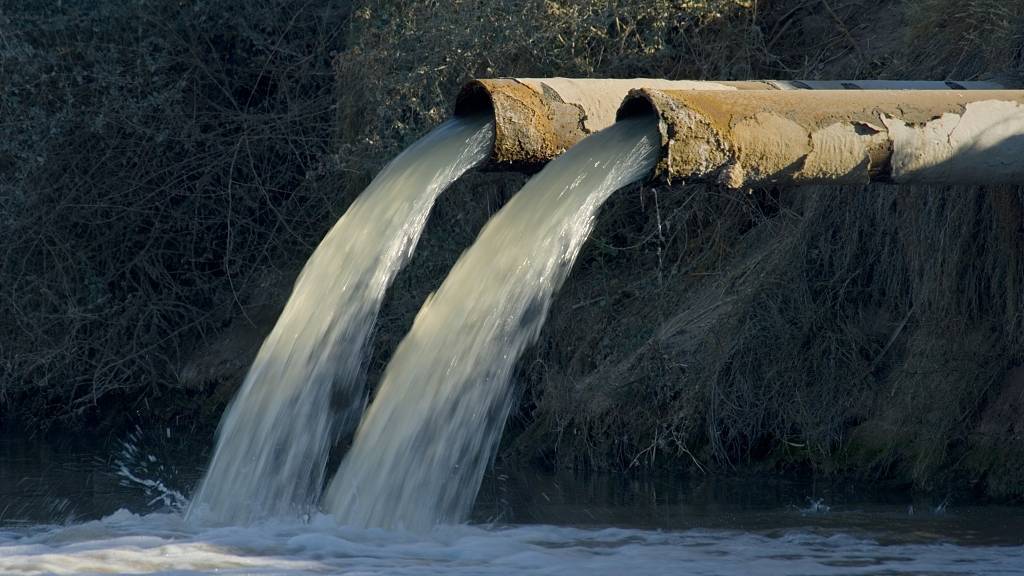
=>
[2,434,1022,575]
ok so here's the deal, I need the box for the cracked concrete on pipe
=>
[616,89,1024,188]
[453,77,1008,167]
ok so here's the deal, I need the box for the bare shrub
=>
[0,0,353,426]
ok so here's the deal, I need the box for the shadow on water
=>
[475,467,1024,547]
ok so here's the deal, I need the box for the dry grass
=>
[902,0,1024,79]
[512,183,1024,497]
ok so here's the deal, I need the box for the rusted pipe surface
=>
[455,78,763,167]
[453,78,1008,168]
[617,89,1024,187]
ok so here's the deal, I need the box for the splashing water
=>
[5,511,1024,576]
[115,430,189,513]
[188,115,494,524]
[325,115,661,530]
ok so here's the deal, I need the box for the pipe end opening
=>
[616,91,658,121]
[454,80,496,118]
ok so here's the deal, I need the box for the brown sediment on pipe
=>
[454,78,766,167]
[617,89,1024,187]
[453,78,1009,168]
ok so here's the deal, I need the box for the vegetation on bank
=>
[1,0,352,426]
[2,0,1023,499]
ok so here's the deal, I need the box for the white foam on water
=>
[2,511,1022,575]
[189,115,494,524]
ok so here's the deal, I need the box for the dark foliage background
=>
[2,0,1023,498]
[1,0,353,426]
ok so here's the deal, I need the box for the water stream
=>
[188,115,494,524]
[324,115,661,530]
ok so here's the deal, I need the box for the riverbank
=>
[2,0,1022,500]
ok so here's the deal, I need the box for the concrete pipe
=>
[452,78,1008,168]
[616,89,1024,188]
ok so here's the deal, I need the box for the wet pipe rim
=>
[454,78,596,171]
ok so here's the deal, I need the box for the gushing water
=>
[188,115,494,524]
[325,115,661,530]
